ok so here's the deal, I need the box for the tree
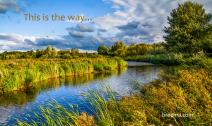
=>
[111,41,125,52]
[97,45,109,55]
[70,48,79,55]
[164,1,212,54]
[126,43,150,56]
[43,45,57,58]
[110,41,127,56]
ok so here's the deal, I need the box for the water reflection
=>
[0,71,123,106]
[0,69,125,125]
[0,64,165,125]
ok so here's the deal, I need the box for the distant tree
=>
[44,45,56,54]
[110,41,127,56]
[35,49,42,58]
[114,48,127,57]
[164,1,212,54]
[43,45,57,58]
[70,48,79,55]
[136,44,150,55]
[126,44,137,56]
[111,41,125,52]
[98,45,109,55]
[149,43,166,54]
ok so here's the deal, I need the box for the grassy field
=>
[0,57,127,93]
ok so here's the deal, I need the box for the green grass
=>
[0,57,127,93]
[125,53,212,68]
[17,88,117,126]
[125,53,184,65]
[17,102,95,126]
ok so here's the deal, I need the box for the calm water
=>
[0,62,166,125]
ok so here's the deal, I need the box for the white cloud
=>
[94,0,212,43]
[0,0,211,51]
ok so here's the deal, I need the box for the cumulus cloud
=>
[1,0,212,51]
[0,32,109,52]
[94,0,212,43]
[0,34,61,51]
[0,0,21,14]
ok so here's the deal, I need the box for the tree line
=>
[0,46,98,60]
[98,42,166,57]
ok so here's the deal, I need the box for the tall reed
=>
[0,57,127,93]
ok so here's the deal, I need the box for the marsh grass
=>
[17,102,95,126]
[0,57,127,93]
[125,53,184,65]
[108,68,212,126]
[125,53,212,68]
[17,67,212,126]
[82,88,119,126]
[17,87,119,126]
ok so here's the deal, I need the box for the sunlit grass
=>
[0,57,127,93]
[17,87,118,126]
[17,66,212,126]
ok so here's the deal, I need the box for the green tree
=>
[98,45,109,55]
[164,1,212,54]
[111,41,125,52]
[110,41,126,56]
[126,43,150,56]
[70,48,79,55]
[43,45,57,58]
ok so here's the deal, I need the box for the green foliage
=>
[0,46,98,60]
[110,41,127,57]
[110,41,125,52]
[0,58,127,93]
[164,1,212,54]
[70,48,79,55]
[97,42,166,57]
[125,53,184,65]
[83,88,116,126]
[18,102,95,126]
[17,88,116,126]
[126,43,150,56]
[98,45,109,55]
[125,53,212,67]
[202,34,212,56]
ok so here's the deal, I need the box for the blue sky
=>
[0,0,211,51]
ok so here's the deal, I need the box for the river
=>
[0,62,166,125]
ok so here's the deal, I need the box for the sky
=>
[0,0,211,51]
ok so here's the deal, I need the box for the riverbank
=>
[108,67,212,125]
[125,53,211,67]
[17,57,212,126]
[0,57,127,93]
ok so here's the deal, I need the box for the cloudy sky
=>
[0,0,211,51]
